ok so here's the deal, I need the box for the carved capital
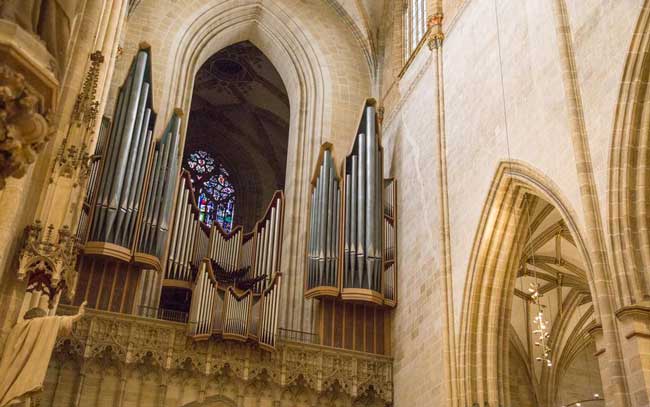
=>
[427,13,444,51]
[616,305,650,340]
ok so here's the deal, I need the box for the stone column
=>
[616,306,650,406]
[427,8,457,407]
[550,0,629,405]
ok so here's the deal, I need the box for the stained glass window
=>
[185,150,235,232]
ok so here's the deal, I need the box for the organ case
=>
[73,43,286,352]
[186,191,285,350]
[304,99,397,307]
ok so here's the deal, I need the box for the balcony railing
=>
[138,305,188,323]
[277,327,320,344]
[54,305,393,404]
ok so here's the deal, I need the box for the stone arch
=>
[181,394,238,407]
[608,3,650,307]
[117,0,372,331]
[458,160,598,406]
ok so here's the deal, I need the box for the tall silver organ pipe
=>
[188,260,218,338]
[208,225,243,272]
[306,144,341,296]
[304,99,397,307]
[223,288,252,340]
[259,274,282,350]
[88,46,156,253]
[343,104,382,296]
[251,192,283,292]
[137,110,182,259]
[77,116,112,241]
[165,171,208,282]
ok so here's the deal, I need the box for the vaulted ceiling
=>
[509,194,602,404]
[184,41,289,230]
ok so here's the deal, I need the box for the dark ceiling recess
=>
[184,41,290,231]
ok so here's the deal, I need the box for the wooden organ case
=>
[305,99,397,355]
[72,44,287,350]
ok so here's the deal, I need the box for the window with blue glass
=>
[185,150,235,232]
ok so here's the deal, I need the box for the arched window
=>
[185,150,235,232]
[403,0,427,61]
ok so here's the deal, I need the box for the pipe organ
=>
[186,192,285,350]
[304,99,397,355]
[72,44,286,351]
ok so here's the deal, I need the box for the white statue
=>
[0,301,86,407]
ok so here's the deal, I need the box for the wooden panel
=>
[376,308,385,355]
[344,302,354,349]
[315,298,391,356]
[333,300,344,348]
[122,266,139,314]
[365,305,374,353]
[354,304,364,352]
[98,262,112,310]
[323,299,333,347]
[110,268,127,312]
[86,264,103,308]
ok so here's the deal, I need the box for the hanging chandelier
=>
[528,281,552,367]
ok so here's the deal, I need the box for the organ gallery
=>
[0,1,649,406]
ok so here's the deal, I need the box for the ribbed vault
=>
[459,161,602,407]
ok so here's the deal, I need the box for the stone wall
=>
[377,0,645,405]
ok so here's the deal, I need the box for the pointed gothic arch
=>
[147,0,371,334]
[458,160,599,406]
[608,2,650,307]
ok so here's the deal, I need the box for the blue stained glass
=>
[185,150,235,231]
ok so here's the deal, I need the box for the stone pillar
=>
[616,306,650,407]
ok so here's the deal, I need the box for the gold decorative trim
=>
[304,286,340,299]
[84,241,132,263]
[340,288,385,306]
[133,252,162,272]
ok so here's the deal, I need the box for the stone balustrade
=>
[50,305,393,406]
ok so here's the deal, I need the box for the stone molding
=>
[54,306,394,404]
[615,305,650,340]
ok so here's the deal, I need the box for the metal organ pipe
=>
[138,112,181,258]
[306,147,341,293]
[90,48,154,247]
[114,81,150,245]
[184,192,284,349]
[296,101,398,306]
[103,52,147,242]
[350,156,358,287]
